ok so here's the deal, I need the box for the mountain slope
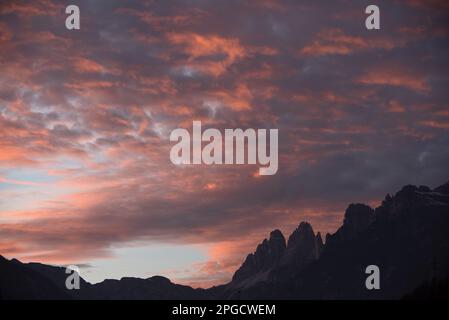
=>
[0,256,72,299]
[0,256,206,299]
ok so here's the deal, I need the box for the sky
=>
[0,0,449,288]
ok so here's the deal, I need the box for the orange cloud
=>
[1,0,62,17]
[301,28,396,56]
[388,100,407,113]
[74,58,107,74]
[167,33,247,76]
[357,69,430,92]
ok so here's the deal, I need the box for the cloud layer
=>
[1,0,449,286]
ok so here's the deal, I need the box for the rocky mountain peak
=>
[342,203,374,234]
[269,229,285,246]
[280,221,322,270]
[287,222,315,248]
[231,229,286,283]
[231,222,323,287]
[316,232,323,244]
[315,232,324,258]
[326,204,374,245]
[376,183,449,220]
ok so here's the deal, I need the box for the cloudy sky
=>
[0,0,448,288]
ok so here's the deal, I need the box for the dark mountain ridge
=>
[227,182,449,299]
[1,180,449,299]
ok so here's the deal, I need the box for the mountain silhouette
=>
[0,256,206,300]
[1,181,449,299]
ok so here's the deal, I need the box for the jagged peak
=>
[381,184,433,206]
[324,204,374,246]
[270,229,284,239]
[314,232,324,258]
[231,229,287,283]
[293,221,313,233]
[287,221,315,248]
[258,230,285,249]
[253,229,286,253]
[269,229,285,242]
[316,232,323,244]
